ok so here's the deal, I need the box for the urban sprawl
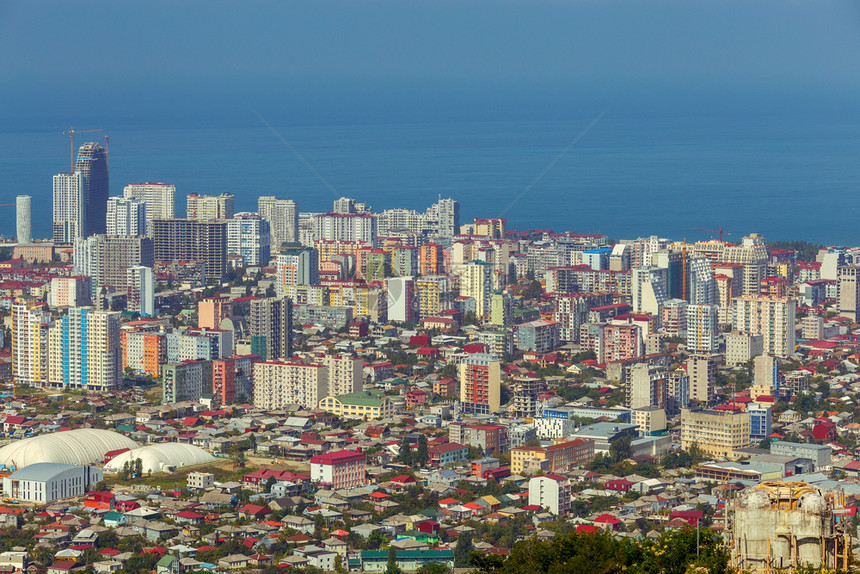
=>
[0,140,856,573]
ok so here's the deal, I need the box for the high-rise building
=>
[733,295,797,357]
[687,257,717,305]
[48,307,121,392]
[333,197,372,215]
[490,292,513,328]
[686,303,719,354]
[48,276,92,308]
[16,195,31,244]
[11,299,51,388]
[212,355,260,405]
[107,197,146,236]
[632,267,667,315]
[528,474,571,515]
[652,249,683,299]
[390,245,419,277]
[420,243,444,275]
[53,171,85,243]
[320,354,363,397]
[162,360,213,404]
[75,143,109,237]
[165,329,231,363]
[628,363,667,409]
[428,198,459,237]
[123,182,176,233]
[387,277,416,323]
[249,297,292,361]
[253,360,328,410]
[186,193,234,220]
[750,354,782,400]
[415,275,452,320]
[123,328,167,378]
[315,213,377,246]
[460,353,501,415]
[276,244,319,291]
[460,260,493,317]
[127,266,155,316]
[687,355,716,404]
[151,219,228,281]
[227,213,271,266]
[73,235,155,296]
[258,196,299,251]
[73,235,154,296]
[662,298,688,336]
[837,265,860,323]
[198,296,233,330]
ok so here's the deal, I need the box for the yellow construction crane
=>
[62,127,102,172]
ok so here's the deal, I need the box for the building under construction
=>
[725,480,852,572]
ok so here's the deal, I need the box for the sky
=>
[2,0,860,130]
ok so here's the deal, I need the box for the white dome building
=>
[0,429,138,469]
[103,443,215,474]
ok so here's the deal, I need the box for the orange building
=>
[420,243,444,275]
[198,296,233,330]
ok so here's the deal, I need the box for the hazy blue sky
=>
[2,0,860,129]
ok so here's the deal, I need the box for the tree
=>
[367,530,385,550]
[416,435,429,468]
[454,532,473,567]
[416,562,451,574]
[385,546,402,574]
[93,480,108,492]
[609,435,633,463]
[399,436,412,466]
[133,458,143,477]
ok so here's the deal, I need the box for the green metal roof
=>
[361,550,454,559]
[335,390,390,407]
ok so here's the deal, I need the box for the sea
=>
[2,112,860,246]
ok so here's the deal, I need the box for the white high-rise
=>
[107,197,146,236]
[227,213,271,266]
[47,307,121,392]
[127,266,155,316]
[186,193,234,221]
[123,182,176,233]
[16,195,31,244]
[460,260,493,317]
[276,245,319,293]
[315,213,377,246]
[12,298,51,388]
[632,267,668,315]
[734,295,797,358]
[258,196,299,251]
[687,257,717,305]
[53,172,86,244]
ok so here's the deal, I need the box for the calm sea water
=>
[1,113,859,245]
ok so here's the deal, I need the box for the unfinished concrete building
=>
[725,480,852,572]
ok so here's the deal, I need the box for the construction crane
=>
[62,127,102,173]
[100,135,111,171]
[693,226,732,243]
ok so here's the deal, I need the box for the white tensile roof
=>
[103,443,215,474]
[0,429,138,468]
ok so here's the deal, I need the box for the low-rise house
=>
[218,554,249,570]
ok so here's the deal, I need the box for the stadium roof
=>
[104,443,215,474]
[0,429,138,468]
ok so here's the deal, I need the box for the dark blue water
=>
[2,113,859,245]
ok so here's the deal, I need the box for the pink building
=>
[310,450,366,489]
[602,324,641,363]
